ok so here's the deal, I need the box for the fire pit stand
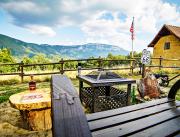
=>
[77,71,136,112]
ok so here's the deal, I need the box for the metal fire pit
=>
[85,71,122,80]
[77,70,136,112]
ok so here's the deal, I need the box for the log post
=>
[139,62,142,74]
[60,58,64,74]
[98,56,103,71]
[130,58,134,75]
[77,62,82,76]
[131,59,134,75]
[20,61,24,83]
[142,64,145,78]
[159,56,163,71]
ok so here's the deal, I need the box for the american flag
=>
[130,17,134,40]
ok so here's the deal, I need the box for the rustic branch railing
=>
[0,57,179,82]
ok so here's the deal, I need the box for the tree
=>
[32,53,50,70]
[0,48,16,72]
[22,56,33,71]
[0,48,15,63]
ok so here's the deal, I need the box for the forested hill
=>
[0,34,129,59]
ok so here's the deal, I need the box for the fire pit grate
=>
[85,71,122,81]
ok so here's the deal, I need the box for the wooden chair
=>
[51,75,180,137]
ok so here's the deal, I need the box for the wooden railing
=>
[0,57,180,82]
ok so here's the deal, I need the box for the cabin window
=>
[164,42,170,50]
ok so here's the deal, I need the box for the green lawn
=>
[0,79,81,103]
[0,82,50,103]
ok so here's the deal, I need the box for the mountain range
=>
[0,34,129,59]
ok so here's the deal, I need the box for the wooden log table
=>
[9,88,51,131]
[51,75,180,137]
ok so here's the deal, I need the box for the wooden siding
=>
[153,35,180,66]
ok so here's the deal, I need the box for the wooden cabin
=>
[148,24,180,67]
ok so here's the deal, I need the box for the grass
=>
[0,82,50,103]
[0,69,179,104]
[0,68,140,84]
[0,79,80,103]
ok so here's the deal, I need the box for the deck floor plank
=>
[87,98,174,121]
[92,107,180,137]
[129,117,180,137]
[89,102,180,131]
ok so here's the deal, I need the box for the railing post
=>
[131,59,134,75]
[77,62,82,76]
[20,61,24,83]
[142,64,145,78]
[139,62,142,74]
[60,58,64,74]
[159,56,163,71]
[130,58,132,75]
[98,56,103,71]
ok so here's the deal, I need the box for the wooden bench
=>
[51,75,180,137]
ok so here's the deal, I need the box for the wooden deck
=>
[51,75,180,137]
[87,98,180,137]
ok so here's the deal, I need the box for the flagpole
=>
[131,17,134,58]
[132,35,134,58]
[129,17,134,74]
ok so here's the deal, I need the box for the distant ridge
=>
[0,34,129,59]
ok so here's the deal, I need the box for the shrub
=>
[0,78,20,85]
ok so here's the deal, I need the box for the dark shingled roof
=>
[148,24,180,47]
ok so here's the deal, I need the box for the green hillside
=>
[0,34,129,58]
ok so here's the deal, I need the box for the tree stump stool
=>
[9,88,51,131]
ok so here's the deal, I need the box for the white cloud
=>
[1,0,179,29]
[25,25,56,37]
[1,1,49,15]
[155,2,179,21]
[81,11,152,51]
[80,0,179,51]
[60,0,89,13]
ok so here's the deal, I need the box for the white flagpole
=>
[131,17,134,58]
[132,36,134,58]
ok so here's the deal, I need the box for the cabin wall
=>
[152,35,180,67]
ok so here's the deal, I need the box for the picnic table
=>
[51,75,180,137]
[9,88,51,131]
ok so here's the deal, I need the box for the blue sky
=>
[0,0,179,52]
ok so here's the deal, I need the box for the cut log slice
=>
[9,88,51,110]
[9,88,52,131]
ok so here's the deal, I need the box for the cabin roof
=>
[148,24,180,47]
